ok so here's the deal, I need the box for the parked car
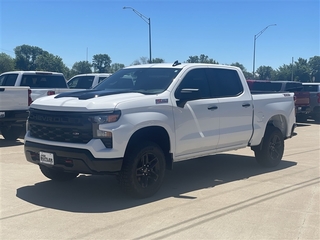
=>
[0,71,74,101]
[246,80,310,122]
[67,73,112,89]
[0,86,31,140]
[302,82,320,122]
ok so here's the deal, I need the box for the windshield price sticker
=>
[39,151,54,165]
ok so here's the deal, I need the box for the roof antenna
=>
[172,60,181,66]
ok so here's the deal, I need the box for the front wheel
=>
[254,126,284,168]
[119,141,166,198]
[39,165,79,181]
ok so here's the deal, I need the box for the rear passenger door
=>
[206,68,252,150]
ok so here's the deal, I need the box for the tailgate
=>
[0,87,30,111]
[294,91,310,106]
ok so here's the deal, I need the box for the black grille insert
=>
[28,109,93,144]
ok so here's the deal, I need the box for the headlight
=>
[88,110,121,149]
[88,110,121,124]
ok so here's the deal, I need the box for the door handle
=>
[208,106,218,110]
[242,103,251,108]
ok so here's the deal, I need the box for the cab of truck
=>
[67,73,112,89]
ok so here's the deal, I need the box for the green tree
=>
[256,66,275,80]
[110,63,125,73]
[186,54,218,64]
[92,54,111,73]
[14,44,44,70]
[294,58,310,82]
[35,52,68,74]
[230,62,253,79]
[274,64,293,81]
[152,58,165,63]
[71,61,92,75]
[308,56,320,82]
[0,53,15,73]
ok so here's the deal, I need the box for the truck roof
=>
[124,62,239,70]
[0,71,64,76]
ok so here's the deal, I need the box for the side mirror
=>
[176,88,200,108]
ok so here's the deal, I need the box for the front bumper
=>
[24,141,123,174]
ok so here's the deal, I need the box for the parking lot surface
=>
[0,121,319,239]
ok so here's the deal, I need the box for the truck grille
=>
[28,109,93,144]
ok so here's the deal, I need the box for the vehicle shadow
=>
[16,153,297,213]
[0,138,24,147]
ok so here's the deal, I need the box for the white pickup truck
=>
[67,73,112,89]
[0,86,31,140]
[24,63,296,198]
[0,71,72,101]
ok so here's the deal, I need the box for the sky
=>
[0,0,319,73]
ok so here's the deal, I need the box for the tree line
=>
[0,44,319,82]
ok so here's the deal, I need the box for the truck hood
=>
[31,89,147,111]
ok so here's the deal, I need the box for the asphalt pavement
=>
[0,121,319,239]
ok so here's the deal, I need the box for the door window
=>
[206,69,243,98]
[175,68,210,99]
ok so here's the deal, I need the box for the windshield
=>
[94,68,181,94]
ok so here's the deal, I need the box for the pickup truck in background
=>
[246,80,310,122]
[0,71,74,101]
[302,82,320,122]
[67,73,112,89]
[0,86,31,140]
[24,63,296,198]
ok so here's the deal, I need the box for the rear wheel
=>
[254,126,284,168]
[39,165,78,181]
[119,141,166,198]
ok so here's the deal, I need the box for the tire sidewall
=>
[255,127,284,167]
[120,141,166,198]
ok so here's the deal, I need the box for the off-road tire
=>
[254,126,284,168]
[119,141,166,198]
[39,165,78,181]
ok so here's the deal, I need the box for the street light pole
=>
[123,7,152,63]
[252,24,276,78]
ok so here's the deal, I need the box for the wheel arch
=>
[251,114,288,151]
[267,114,288,138]
[125,126,173,170]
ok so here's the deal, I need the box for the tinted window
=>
[206,69,243,97]
[284,82,303,92]
[68,76,94,89]
[20,74,67,88]
[0,74,18,86]
[248,81,282,91]
[98,77,107,84]
[96,68,181,94]
[302,85,319,92]
[174,69,210,99]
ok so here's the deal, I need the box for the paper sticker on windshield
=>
[155,99,168,104]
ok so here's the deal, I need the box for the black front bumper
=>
[24,141,123,174]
